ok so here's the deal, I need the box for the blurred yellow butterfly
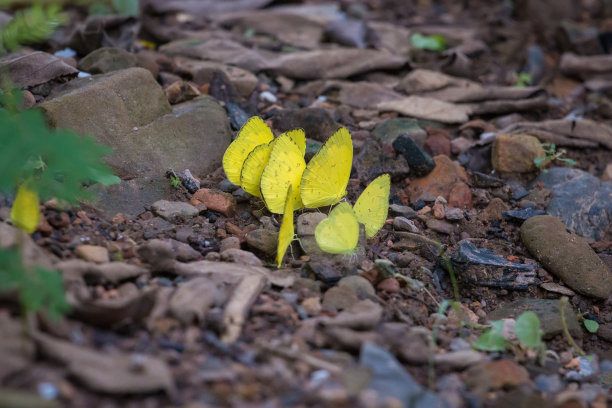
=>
[300,127,353,208]
[260,134,306,214]
[223,117,273,185]
[272,128,306,157]
[353,174,390,238]
[276,186,295,268]
[10,182,40,234]
[314,202,359,254]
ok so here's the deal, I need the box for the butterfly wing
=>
[240,144,272,198]
[315,202,359,254]
[222,117,273,185]
[276,186,295,268]
[353,174,390,238]
[301,127,353,208]
[260,134,306,214]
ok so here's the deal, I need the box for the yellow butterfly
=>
[276,185,295,268]
[314,202,359,254]
[353,174,390,238]
[240,129,306,198]
[10,182,40,234]
[260,134,306,214]
[223,116,273,185]
[300,127,353,208]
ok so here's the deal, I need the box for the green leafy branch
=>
[0,4,66,53]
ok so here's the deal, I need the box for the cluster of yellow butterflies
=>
[222,116,390,268]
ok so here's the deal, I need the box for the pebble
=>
[432,202,445,219]
[479,197,510,221]
[219,248,263,266]
[371,118,427,146]
[393,217,420,233]
[245,229,278,256]
[534,374,563,393]
[423,129,451,157]
[448,182,472,209]
[426,218,456,235]
[296,212,326,236]
[322,285,360,311]
[539,282,575,296]
[391,135,435,177]
[491,133,544,173]
[407,155,467,202]
[521,215,612,298]
[190,188,236,217]
[502,208,547,221]
[376,278,400,293]
[259,91,277,103]
[219,237,241,253]
[301,297,322,316]
[337,275,376,298]
[151,200,199,221]
[465,360,529,390]
[74,245,109,263]
[218,179,240,193]
[389,204,418,219]
[565,356,597,381]
[444,207,464,221]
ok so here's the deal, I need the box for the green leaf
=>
[410,33,446,52]
[473,320,507,352]
[0,4,66,52]
[534,157,544,167]
[584,319,599,333]
[515,311,542,348]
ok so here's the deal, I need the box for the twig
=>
[559,297,586,357]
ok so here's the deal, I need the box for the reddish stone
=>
[37,213,53,236]
[112,213,127,224]
[491,133,544,173]
[407,155,467,203]
[424,129,451,157]
[432,202,445,219]
[377,278,400,293]
[478,197,510,221]
[448,182,472,209]
[190,188,236,217]
[76,210,93,226]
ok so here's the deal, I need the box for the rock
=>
[78,47,138,74]
[465,360,529,392]
[372,118,427,146]
[301,297,322,316]
[324,300,383,330]
[164,80,200,104]
[502,208,547,221]
[393,217,420,233]
[534,374,563,393]
[433,350,487,369]
[359,342,447,408]
[169,278,224,325]
[377,278,400,293]
[521,215,612,298]
[57,259,147,284]
[423,129,452,157]
[535,167,612,240]
[407,155,467,203]
[41,69,231,217]
[479,197,510,221]
[322,285,360,311]
[337,275,376,298]
[74,245,109,263]
[540,282,575,296]
[245,229,278,256]
[151,200,198,222]
[297,212,327,236]
[190,188,236,217]
[597,323,612,343]
[487,298,582,339]
[220,248,263,266]
[173,57,258,98]
[602,163,612,182]
[426,218,456,235]
[491,134,544,173]
[450,136,475,154]
[565,356,597,381]
[445,207,464,221]
[272,108,339,142]
[448,182,472,209]
[392,135,435,177]
[219,237,241,253]
[325,18,368,48]
[163,239,201,262]
[355,139,410,184]
[0,51,78,88]
[389,204,418,218]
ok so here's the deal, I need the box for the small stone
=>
[218,179,239,193]
[521,215,612,298]
[444,207,464,221]
[393,217,420,233]
[164,80,200,104]
[337,275,376,298]
[432,203,445,219]
[465,360,529,390]
[479,197,510,221]
[377,278,400,293]
[219,248,263,266]
[448,182,472,209]
[301,297,322,316]
[407,155,467,203]
[190,188,236,217]
[534,374,563,393]
[322,285,360,311]
[491,133,544,173]
[78,47,137,74]
[601,163,612,182]
[423,129,451,157]
[297,212,327,236]
[391,135,435,177]
[74,245,109,263]
[259,91,277,103]
[151,200,199,221]
[272,108,338,142]
[47,212,70,228]
[219,237,240,253]
[372,117,427,146]
[389,204,418,219]
[426,218,455,235]
[450,136,475,154]
[245,229,278,256]
[540,282,575,296]
[112,213,127,224]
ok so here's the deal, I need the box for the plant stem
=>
[559,297,586,357]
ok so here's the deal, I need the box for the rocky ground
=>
[1,0,612,407]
